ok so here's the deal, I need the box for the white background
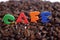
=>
[0,0,60,2]
[0,0,9,2]
[44,0,60,2]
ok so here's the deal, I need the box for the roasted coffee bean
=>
[0,0,60,40]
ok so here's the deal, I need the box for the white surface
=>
[45,0,60,2]
[0,0,9,2]
[0,0,60,2]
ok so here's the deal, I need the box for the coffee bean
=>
[0,1,60,40]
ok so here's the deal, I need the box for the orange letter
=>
[30,11,40,23]
[16,12,29,24]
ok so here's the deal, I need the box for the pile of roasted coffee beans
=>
[0,1,60,40]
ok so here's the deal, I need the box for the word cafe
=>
[2,11,51,24]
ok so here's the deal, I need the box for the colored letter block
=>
[16,12,29,24]
[3,14,15,24]
[30,11,40,23]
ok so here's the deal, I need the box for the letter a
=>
[16,12,29,24]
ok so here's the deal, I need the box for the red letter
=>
[16,12,29,24]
